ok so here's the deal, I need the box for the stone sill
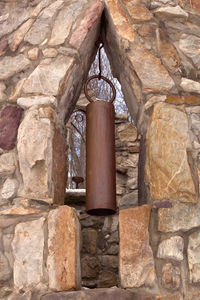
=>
[65,189,86,204]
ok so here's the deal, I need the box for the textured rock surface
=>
[17,96,57,108]
[1,178,18,200]
[41,289,157,300]
[161,263,181,290]
[180,78,200,93]
[179,34,200,68]
[23,55,75,96]
[10,19,34,52]
[12,217,45,289]
[24,1,64,45]
[157,236,184,261]
[188,231,200,283]
[119,205,155,288]
[47,206,81,291]
[0,55,30,80]
[0,152,16,176]
[0,251,12,281]
[158,201,200,232]
[17,108,52,200]
[146,102,198,203]
[128,44,174,93]
[0,106,23,150]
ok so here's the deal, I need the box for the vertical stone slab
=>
[12,217,45,289]
[52,129,67,205]
[17,108,53,201]
[145,102,198,203]
[47,206,81,291]
[119,205,156,288]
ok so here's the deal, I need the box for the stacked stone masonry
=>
[0,0,200,299]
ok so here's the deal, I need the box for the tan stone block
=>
[123,0,153,21]
[119,205,156,288]
[28,47,39,60]
[47,206,81,291]
[0,206,42,215]
[145,102,198,203]
[128,44,174,93]
[166,95,200,105]
[105,0,135,42]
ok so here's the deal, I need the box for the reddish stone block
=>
[0,106,23,150]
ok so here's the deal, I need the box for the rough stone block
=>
[188,231,200,283]
[119,205,156,288]
[158,201,200,232]
[47,206,81,291]
[157,236,184,261]
[0,55,30,80]
[0,106,23,150]
[0,152,16,176]
[17,108,53,200]
[12,217,45,289]
[145,102,198,203]
[161,263,181,290]
[23,55,75,96]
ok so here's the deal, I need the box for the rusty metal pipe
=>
[86,101,116,215]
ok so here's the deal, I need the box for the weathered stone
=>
[145,95,166,110]
[180,78,200,94]
[0,40,8,56]
[154,5,188,20]
[24,1,64,45]
[41,288,156,300]
[17,96,57,108]
[47,206,81,291]
[145,102,198,203]
[192,0,200,12]
[179,34,200,69]
[0,152,16,176]
[162,263,181,290]
[12,217,45,289]
[118,123,137,142]
[81,255,99,278]
[1,178,18,200]
[188,231,200,283]
[119,205,156,288]
[7,292,32,300]
[0,82,6,101]
[128,45,174,93]
[0,106,23,150]
[69,0,103,49]
[10,19,34,52]
[0,55,30,80]
[100,255,118,269]
[17,108,52,200]
[157,236,184,261]
[27,47,39,60]
[9,78,26,102]
[82,228,98,255]
[0,7,33,39]
[166,95,200,105]
[49,2,85,46]
[0,251,12,281]
[0,286,12,298]
[107,244,118,255]
[52,129,67,205]
[104,0,135,42]
[102,215,118,233]
[120,190,138,210]
[42,48,58,58]
[98,270,118,287]
[158,201,200,232]
[0,206,42,215]
[123,0,153,21]
[23,55,75,96]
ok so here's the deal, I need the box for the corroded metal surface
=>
[86,101,116,215]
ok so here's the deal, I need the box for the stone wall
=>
[0,0,200,299]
